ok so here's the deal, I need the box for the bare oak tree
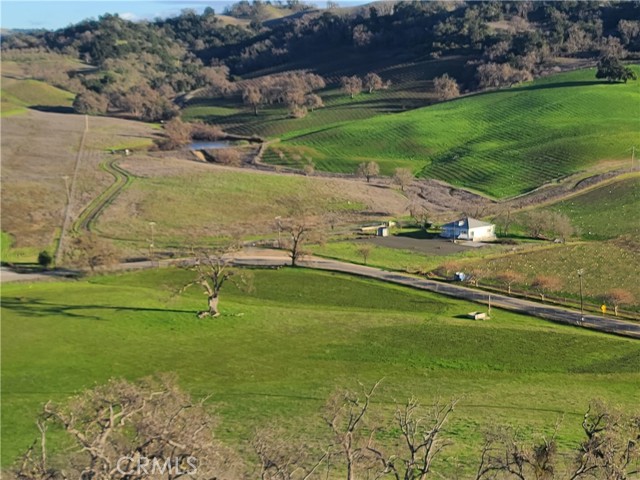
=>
[67,233,118,273]
[475,401,640,480]
[11,375,242,480]
[277,195,323,267]
[604,289,635,317]
[356,243,373,265]
[242,85,263,115]
[393,167,414,192]
[408,198,430,230]
[496,271,524,295]
[367,398,459,480]
[181,243,251,318]
[340,76,363,99]
[433,74,460,100]
[323,381,382,480]
[252,428,328,480]
[356,161,380,183]
[364,72,384,94]
[474,424,560,480]
[531,275,562,303]
[304,93,324,112]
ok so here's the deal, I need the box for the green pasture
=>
[541,176,640,240]
[309,237,510,272]
[280,67,640,197]
[0,231,54,264]
[2,268,639,471]
[96,169,364,244]
[0,79,74,111]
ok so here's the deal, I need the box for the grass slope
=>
[280,67,640,197]
[2,268,639,470]
[469,239,640,307]
[182,56,466,139]
[542,176,640,240]
[0,78,74,114]
[95,160,407,247]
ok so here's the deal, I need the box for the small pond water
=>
[187,140,236,150]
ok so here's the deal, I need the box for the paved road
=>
[232,251,640,340]
[3,249,639,339]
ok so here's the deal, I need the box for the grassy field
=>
[96,158,407,247]
[2,268,639,471]
[465,239,640,307]
[0,78,74,116]
[0,109,158,258]
[275,67,640,197]
[309,236,513,272]
[538,176,640,240]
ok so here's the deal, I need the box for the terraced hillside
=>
[274,67,640,198]
[182,55,468,138]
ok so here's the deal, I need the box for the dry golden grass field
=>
[1,110,157,254]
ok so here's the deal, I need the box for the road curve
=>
[74,157,132,233]
[3,248,639,339]
[231,251,640,340]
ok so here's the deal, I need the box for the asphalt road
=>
[233,251,640,340]
[3,249,639,339]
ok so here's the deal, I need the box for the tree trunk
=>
[198,295,220,318]
[254,104,258,116]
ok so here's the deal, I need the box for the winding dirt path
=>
[73,157,133,233]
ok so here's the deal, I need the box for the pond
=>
[187,140,236,150]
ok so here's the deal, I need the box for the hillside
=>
[0,78,74,116]
[3,268,639,469]
[273,67,640,198]
[530,175,640,240]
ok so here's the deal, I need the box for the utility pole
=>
[577,268,584,317]
[275,216,282,248]
[61,175,70,202]
[148,221,156,266]
[632,146,636,170]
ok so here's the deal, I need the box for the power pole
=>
[577,269,584,317]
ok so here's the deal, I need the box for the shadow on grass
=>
[29,106,75,114]
[508,80,611,93]
[2,297,193,321]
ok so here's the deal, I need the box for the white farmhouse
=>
[440,217,496,242]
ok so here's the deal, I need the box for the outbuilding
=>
[440,217,496,242]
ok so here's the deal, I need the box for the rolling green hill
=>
[2,268,639,470]
[274,67,640,198]
[541,176,640,240]
[182,55,467,138]
[0,78,74,116]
